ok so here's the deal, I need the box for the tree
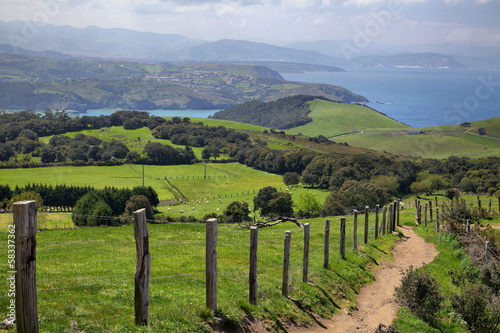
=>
[253,186,293,217]
[478,127,486,135]
[223,201,250,223]
[295,192,322,217]
[123,117,143,130]
[0,143,16,162]
[40,146,57,163]
[283,172,301,186]
[410,181,430,197]
[72,191,101,226]
[124,195,154,220]
[8,191,44,210]
[459,178,477,193]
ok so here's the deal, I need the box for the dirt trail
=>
[291,225,438,333]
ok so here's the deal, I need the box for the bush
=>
[394,266,443,324]
[222,201,250,223]
[451,284,500,333]
[124,195,154,220]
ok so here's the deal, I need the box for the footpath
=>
[292,225,438,333]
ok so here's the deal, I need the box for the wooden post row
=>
[323,219,330,269]
[282,231,291,297]
[13,201,39,333]
[249,227,258,306]
[134,208,151,326]
[206,219,218,311]
[364,206,369,245]
[340,217,346,260]
[303,224,310,283]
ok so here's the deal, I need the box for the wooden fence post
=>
[134,208,150,326]
[478,196,481,209]
[424,203,428,228]
[206,218,218,311]
[303,223,310,283]
[323,219,330,269]
[489,199,492,214]
[429,201,433,224]
[415,200,421,225]
[364,206,369,244]
[396,199,400,227]
[485,241,491,264]
[382,206,387,236]
[340,217,346,260]
[436,209,440,233]
[282,231,292,297]
[389,203,394,233]
[375,205,379,240]
[466,219,471,234]
[13,201,39,333]
[249,226,258,306]
[353,210,358,251]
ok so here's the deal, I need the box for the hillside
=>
[0,54,366,111]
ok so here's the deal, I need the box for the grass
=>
[287,100,408,138]
[0,213,400,332]
[340,131,500,159]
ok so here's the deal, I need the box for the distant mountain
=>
[0,20,205,59]
[147,39,335,64]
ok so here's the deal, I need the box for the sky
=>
[1,0,500,46]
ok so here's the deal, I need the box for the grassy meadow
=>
[0,211,400,332]
[287,100,408,138]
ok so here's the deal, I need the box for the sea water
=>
[283,68,500,128]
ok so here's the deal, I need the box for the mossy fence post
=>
[303,223,310,283]
[13,200,39,333]
[206,218,218,311]
[282,231,291,297]
[134,208,150,326]
[485,241,491,264]
[323,219,330,269]
[249,226,258,306]
[340,217,346,260]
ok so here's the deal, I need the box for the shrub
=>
[394,266,443,324]
[222,201,250,223]
[124,195,154,220]
[451,284,500,333]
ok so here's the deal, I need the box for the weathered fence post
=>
[424,203,428,227]
[323,219,330,269]
[134,208,150,326]
[429,201,433,224]
[436,208,440,233]
[389,203,394,232]
[303,223,310,283]
[396,199,400,227]
[489,199,492,214]
[282,231,292,297]
[206,218,218,310]
[340,217,346,260]
[466,219,471,234]
[353,210,358,251]
[485,241,491,264]
[249,226,258,306]
[364,206,369,244]
[13,201,39,333]
[415,200,421,225]
[375,205,379,240]
[382,206,387,236]
[477,196,481,209]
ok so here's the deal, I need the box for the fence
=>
[5,200,403,332]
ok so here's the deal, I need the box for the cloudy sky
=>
[1,0,500,46]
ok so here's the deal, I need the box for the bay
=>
[282,68,500,128]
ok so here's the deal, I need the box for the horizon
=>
[1,0,500,48]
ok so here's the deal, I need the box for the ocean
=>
[283,68,500,128]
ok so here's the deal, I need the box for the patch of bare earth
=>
[291,225,438,333]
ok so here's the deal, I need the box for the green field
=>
[340,131,500,159]
[287,100,408,138]
[0,212,400,332]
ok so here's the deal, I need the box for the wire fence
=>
[2,202,402,332]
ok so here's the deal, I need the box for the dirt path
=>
[292,225,438,333]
